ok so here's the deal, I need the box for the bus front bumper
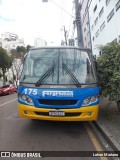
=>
[18,103,99,121]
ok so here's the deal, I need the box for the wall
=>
[88,0,120,56]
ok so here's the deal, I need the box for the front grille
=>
[34,112,81,117]
[38,99,77,105]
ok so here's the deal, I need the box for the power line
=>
[50,0,73,17]
[67,1,75,39]
[60,0,65,28]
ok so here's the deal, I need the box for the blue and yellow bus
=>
[18,47,100,121]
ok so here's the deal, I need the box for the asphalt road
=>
[0,93,109,160]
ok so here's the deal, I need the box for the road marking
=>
[7,112,22,120]
[0,98,17,107]
[85,123,108,160]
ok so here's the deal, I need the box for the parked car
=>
[0,84,17,96]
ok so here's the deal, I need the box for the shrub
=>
[97,42,120,111]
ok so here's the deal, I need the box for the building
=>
[0,32,25,85]
[1,32,25,52]
[81,0,91,49]
[72,0,91,48]
[88,0,120,56]
[34,37,47,47]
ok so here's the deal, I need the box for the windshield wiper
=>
[35,68,54,87]
[62,63,81,87]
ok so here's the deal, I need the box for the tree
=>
[10,47,25,86]
[12,58,22,86]
[0,47,13,84]
[26,45,31,52]
[16,46,26,58]
[97,42,120,111]
[10,45,30,85]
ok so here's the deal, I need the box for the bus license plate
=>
[49,111,65,116]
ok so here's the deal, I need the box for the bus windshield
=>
[20,48,96,86]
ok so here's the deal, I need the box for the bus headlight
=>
[82,95,99,106]
[18,94,34,105]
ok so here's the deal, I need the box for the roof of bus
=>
[30,46,91,52]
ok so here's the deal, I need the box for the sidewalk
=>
[96,97,120,151]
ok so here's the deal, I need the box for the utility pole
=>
[63,26,67,46]
[74,0,83,47]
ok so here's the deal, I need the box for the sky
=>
[0,0,74,46]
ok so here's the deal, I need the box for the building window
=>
[93,36,95,41]
[100,21,105,31]
[82,14,85,23]
[86,22,89,28]
[116,0,120,11]
[91,25,94,30]
[106,0,111,6]
[93,4,97,13]
[95,30,99,38]
[88,42,91,48]
[119,35,120,43]
[99,50,102,56]
[118,35,120,43]
[87,32,89,37]
[94,17,98,25]
[99,7,104,18]
[85,6,88,13]
[84,27,86,32]
[107,9,114,22]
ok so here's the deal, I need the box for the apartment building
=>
[73,0,92,49]
[0,32,25,84]
[88,0,120,56]
[1,32,25,52]
[34,37,47,47]
[81,0,91,49]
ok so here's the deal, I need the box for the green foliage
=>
[10,46,27,60]
[26,45,31,52]
[97,42,120,103]
[10,46,27,85]
[0,47,13,71]
[10,49,17,57]
[16,46,27,57]
[0,47,13,84]
[16,46,26,53]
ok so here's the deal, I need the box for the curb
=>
[92,121,120,151]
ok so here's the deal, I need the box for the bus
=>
[18,46,100,121]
